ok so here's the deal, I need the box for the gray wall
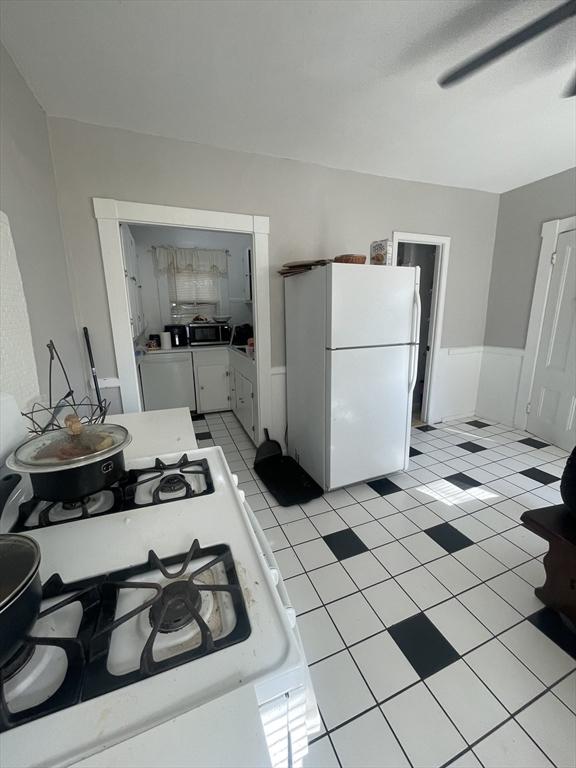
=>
[0,44,84,398]
[47,116,500,373]
[485,168,576,349]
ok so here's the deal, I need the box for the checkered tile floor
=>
[194,412,576,768]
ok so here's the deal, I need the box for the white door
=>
[327,345,412,489]
[328,264,418,349]
[527,228,576,451]
[196,364,230,412]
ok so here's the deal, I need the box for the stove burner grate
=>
[149,580,202,633]
[1,645,35,682]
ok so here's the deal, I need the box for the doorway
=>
[392,231,451,425]
[93,198,272,444]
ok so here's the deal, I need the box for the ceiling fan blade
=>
[564,71,576,97]
[439,0,576,87]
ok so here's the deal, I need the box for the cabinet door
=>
[140,354,196,411]
[235,371,254,436]
[196,364,230,412]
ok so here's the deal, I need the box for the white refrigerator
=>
[285,263,420,490]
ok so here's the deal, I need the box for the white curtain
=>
[153,247,227,306]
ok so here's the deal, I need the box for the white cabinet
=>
[193,348,230,413]
[120,223,145,339]
[228,349,256,440]
[229,247,252,302]
[139,353,196,411]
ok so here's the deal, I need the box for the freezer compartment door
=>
[328,264,418,348]
[327,346,411,489]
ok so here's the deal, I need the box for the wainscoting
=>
[476,347,525,427]
[428,346,483,424]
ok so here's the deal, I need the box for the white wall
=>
[47,117,500,382]
[0,45,85,399]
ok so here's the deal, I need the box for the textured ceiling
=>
[1,0,575,192]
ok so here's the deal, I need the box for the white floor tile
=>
[427,659,508,743]
[294,539,337,570]
[372,541,419,575]
[500,621,576,685]
[297,607,345,664]
[342,551,390,589]
[327,592,384,645]
[447,750,483,767]
[311,510,348,536]
[382,682,466,768]
[473,720,553,768]
[459,584,523,633]
[487,572,544,616]
[381,512,420,539]
[387,490,422,511]
[302,736,339,768]
[426,599,492,654]
[479,535,532,568]
[396,566,452,610]
[274,547,303,579]
[361,496,398,518]
[364,579,420,627]
[407,504,445,530]
[503,527,547,557]
[271,504,306,524]
[285,574,322,615]
[352,520,393,549]
[473,507,517,533]
[264,525,289,552]
[246,492,268,511]
[426,555,481,594]
[345,483,380,502]
[301,497,332,516]
[309,562,357,603]
[425,500,463,522]
[450,514,495,542]
[309,651,374,729]
[401,531,447,563]
[254,507,277,529]
[513,559,545,588]
[464,638,545,712]
[324,489,356,509]
[337,503,374,527]
[282,518,319,545]
[351,631,419,701]
[331,708,410,768]
[454,546,507,580]
[516,692,576,768]
[552,672,576,714]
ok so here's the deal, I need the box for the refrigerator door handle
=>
[409,285,421,392]
[412,286,421,345]
[408,343,418,393]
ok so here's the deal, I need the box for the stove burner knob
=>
[232,474,239,487]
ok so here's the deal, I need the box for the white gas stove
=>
[0,442,319,768]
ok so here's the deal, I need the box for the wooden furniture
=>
[521,504,576,625]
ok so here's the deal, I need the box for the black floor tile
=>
[367,478,403,496]
[466,420,490,428]
[520,467,558,485]
[409,447,422,457]
[445,472,482,490]
[191,414,206,422]
[195,431,212,441]
[528,608,576,659]
[389,613,460,679]
[424,523,474,554]
[457,441,487,453]
[416,425,436,432]
[518,437,550,449]
[323,529,368,560]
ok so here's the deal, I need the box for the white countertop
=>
[144,344,229,354]
[110,407,198,458]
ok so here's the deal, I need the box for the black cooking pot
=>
[0,534,41,668]
[7,422,131,502]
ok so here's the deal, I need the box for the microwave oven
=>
[188,323,232,346]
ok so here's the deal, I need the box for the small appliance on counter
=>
[188,322,232,346]
[164,325,189,347]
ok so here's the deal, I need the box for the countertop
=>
[109,407,198,459]
[144,344,230,355]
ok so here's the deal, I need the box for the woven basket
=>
[334,254,366,264]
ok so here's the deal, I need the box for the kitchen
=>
[121,223,259,440]
[1,3,576,768]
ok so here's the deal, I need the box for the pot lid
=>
[8,422,131,473]
[0,534,40,610]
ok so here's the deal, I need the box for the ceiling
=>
[1,0,575,192]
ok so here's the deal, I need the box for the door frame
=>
[392,231,451,424]
[93,198,272,443]
[514,215,576,430]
